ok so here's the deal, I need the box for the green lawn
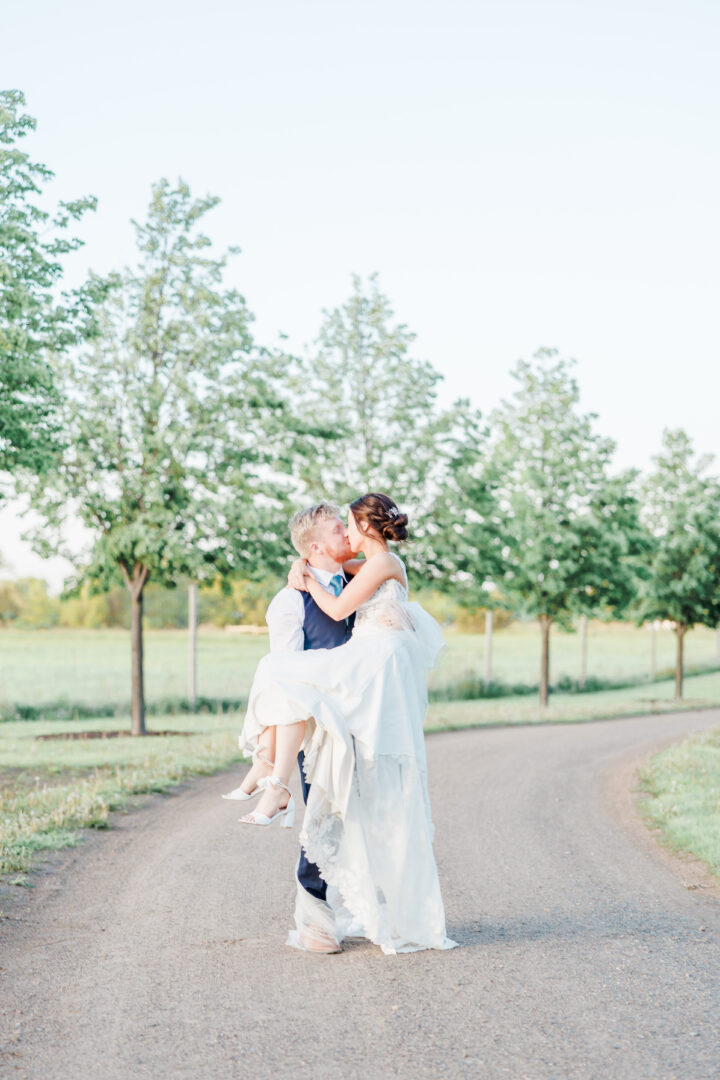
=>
[3,667,720,879]
[0,627,269,709]
[2,620,718,882]
[426,670,720,730]
[0,711,243,876]
[638,727,720,878]
[1,622,718,712]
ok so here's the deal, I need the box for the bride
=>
[237,492,457,955]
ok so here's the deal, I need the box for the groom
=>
[264,502,355,953]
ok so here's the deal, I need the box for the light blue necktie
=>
[329,573,343,596]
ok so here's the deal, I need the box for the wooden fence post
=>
[484,609,493,688]
[579,615,588,690]
[188,583,198,710]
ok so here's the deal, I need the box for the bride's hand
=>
[288,558,310,591]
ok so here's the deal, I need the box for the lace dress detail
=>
[239,553,457,954]
[352,561,413,635]
[351,555,444,662]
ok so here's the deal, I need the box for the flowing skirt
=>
[239,603,457,954]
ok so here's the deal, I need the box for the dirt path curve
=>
[2,709,720,1080]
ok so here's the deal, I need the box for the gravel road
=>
[2,709,720,1080]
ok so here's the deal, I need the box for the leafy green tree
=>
[198,574,283,627]
[297,274,457,502]
[58,582,119,629]
[296,273,482,584]
[638,430,720,699]
[0,90,99,491]
[0,579,23,623]
[21,179,310,734]
[426,403,502,603]
[488,348,645,705]
[0,577,59,627]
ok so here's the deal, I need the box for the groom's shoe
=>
[298,926,342,954]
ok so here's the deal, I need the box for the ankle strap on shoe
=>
[258,776,291,796]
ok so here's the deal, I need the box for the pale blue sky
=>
[3,0,720,586]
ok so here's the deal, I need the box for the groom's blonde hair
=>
[290,502,342,557]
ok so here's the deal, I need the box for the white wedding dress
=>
[239,553,458,955]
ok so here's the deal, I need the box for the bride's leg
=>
[240,727,276,794]
[250,721,305,818]
[273,721,304,782]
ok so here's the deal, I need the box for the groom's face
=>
[311,516,353,565]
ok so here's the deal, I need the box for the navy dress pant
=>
[296,749,327,902]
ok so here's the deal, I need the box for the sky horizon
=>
[3,0,719,590]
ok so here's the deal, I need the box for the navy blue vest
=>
[302,579,354,650]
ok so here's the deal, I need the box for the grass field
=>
[0,710,242,876]
[1,622,719,713]
[426,671,720,730]
[638,727,720,878]
[2,621,719,881]
[3,666,720,878]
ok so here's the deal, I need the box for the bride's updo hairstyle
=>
[349,493,409,543]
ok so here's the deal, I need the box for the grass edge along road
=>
[637,726,720,879]
[2,671,720,880]
[0,714,242,876]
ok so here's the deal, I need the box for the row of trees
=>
[3,90,720,730]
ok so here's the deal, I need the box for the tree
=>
[21,179,310,734]
[296,273,482,587]
[487,348,645,705]
[637,430,720,699]
[0,577,58,627]
[296,274,457,507]
[426,404,501,602]
[0,89,99,491]
[424,407,507,684]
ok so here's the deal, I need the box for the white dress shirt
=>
[266,566,346,653]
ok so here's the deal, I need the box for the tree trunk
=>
[130,586,146,735]
[716,625,720,667]
[539,614,551,706]
[121,563,150,736]
[649,622,656,682]
[578,614,587,690]
[674,623,686,700]
[188,582,198,709]
[484,608,493,688]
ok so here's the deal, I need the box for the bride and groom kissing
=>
[223,493,457,956]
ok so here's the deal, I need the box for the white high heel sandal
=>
[221,749,275,802]
[239,776,295,828]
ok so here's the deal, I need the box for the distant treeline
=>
[0,576,507,633]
